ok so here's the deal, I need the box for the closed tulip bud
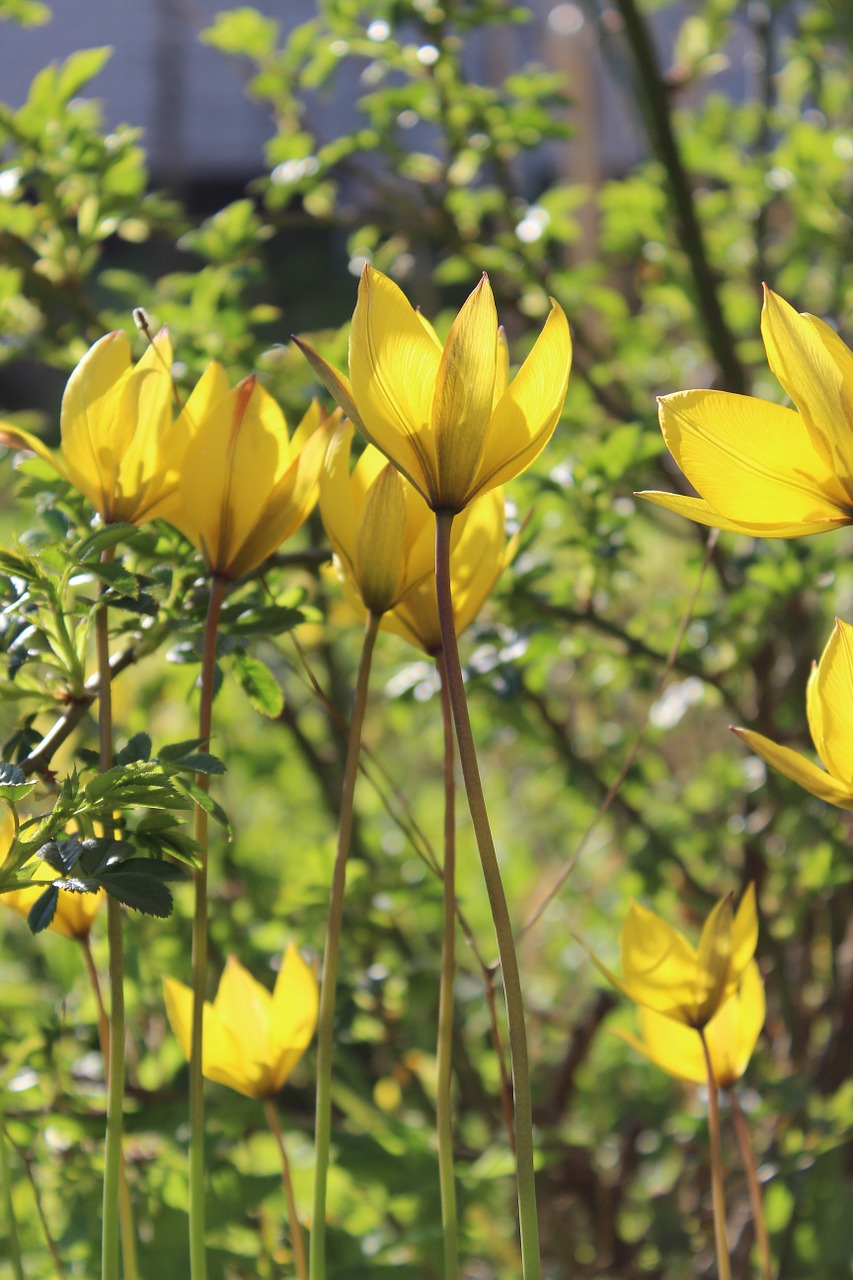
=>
[353,463,408,614]
[168,364,331,580]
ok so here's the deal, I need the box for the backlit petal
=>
[810,619,853,787]
[730,884,758,983]
[474,300,571,500]
[694,894,733,1024]
[619,902,699,1022]
[269,943,319,1093]
[637,489,850,537]
[349,264,441,500]
[657,389,852,526]
[732,726,853,808]
[761,288,853,498]
[431,274,498,509]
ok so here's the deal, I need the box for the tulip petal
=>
[761,288,853,498]
[732,726,853,808]
[810,619,853,787]
[0,423,66,477]
[269,943,319,1093]
[320,421,360,577]
[730,884,758,983]
[432,274,498,509]
[354,463,408,613]
[349,264,442,501]
[657,389,853,528]
[695,894,734,1024]
[474,300,571,500]
[615,1011,706,1084]
[619,902,700,1022]
[636,489,850,537]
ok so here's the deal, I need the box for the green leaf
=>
[55,47,112,102]
[95,868,174,918]
[26,885,58,934]
[116,733,152,766]
[231,652,284,718]
[0,762,37,801]
[201,7,279,60]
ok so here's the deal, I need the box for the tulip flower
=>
[615,959,765,1088]
[320,422,515,647]
[168,364,331,580]
[734,618,853,808]
[0,330,181,525]
[591,885,757,1030]
[639,286,853,537]
[297,264,572,514]
[163,943,318,1101]
[3,877,104,940]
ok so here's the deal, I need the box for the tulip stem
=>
[310,611,381,1280]
[82,936,138,1280]
[700,1029,732,1280]
[730,1091,773,1280]
[436,652,460,1279]
[96,562,129,1280]
[188,574,226,1280]
[0,1105,24,1280]
[434,510,541,1280]
[264,1099,308,1280]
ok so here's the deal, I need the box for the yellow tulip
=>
[592,885,757,1030]
[615,959,765,1088]
[163,943,318,1101]
[320,423,516,651]
[734,617,853,808]
[0,330,181,525]
[4,878,104,940]
[298,264,572,513]
[167,364,331,580]
[639,286,853,536]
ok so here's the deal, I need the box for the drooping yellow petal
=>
[656,389,853,528]
[431,274,498,510]
[0,422,68,477]
[732,726,853,808]
[349,264,442,500]
[761,287,853,498]
[474,300,572,500]
[637,488,850,537]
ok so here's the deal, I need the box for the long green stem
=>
[434,510,540,1280]
[310,611,381,1280]
[264,1098,308,1280]
[700,1030,732,1280]
[0,1108,24,1280]
[730,1090,773,1280]
[82,937,138,1280]
[188,574,227,1280]
[96,571,126,1280]
[435,653,460,1279]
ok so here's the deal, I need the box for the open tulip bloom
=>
[591,885,758,1030]
[640,286,853,537]
[616,959,765,1088]
[164,943,318,1101]
[0,329,181,524]
[297,263,572,513]
[734,617,853,808]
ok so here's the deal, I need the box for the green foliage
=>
[1,1,853,1277]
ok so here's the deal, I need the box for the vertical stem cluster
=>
[730,1092,773,1280]
[310,612,381,1280]
[700,1031,732,1280]
[434,511,541,1280]
[188,574,227,1280]
[435,653,459,1278]
[96,568,127,1280]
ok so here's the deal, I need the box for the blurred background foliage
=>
[1,0,852,1276]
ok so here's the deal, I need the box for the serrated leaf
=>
[0,762,36,800]
[231,652,284,718]
[221,604,305,636]
[168,752,226,776]
[95,870,173,918]
[177,779,231,833]
[26,885,58,934]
